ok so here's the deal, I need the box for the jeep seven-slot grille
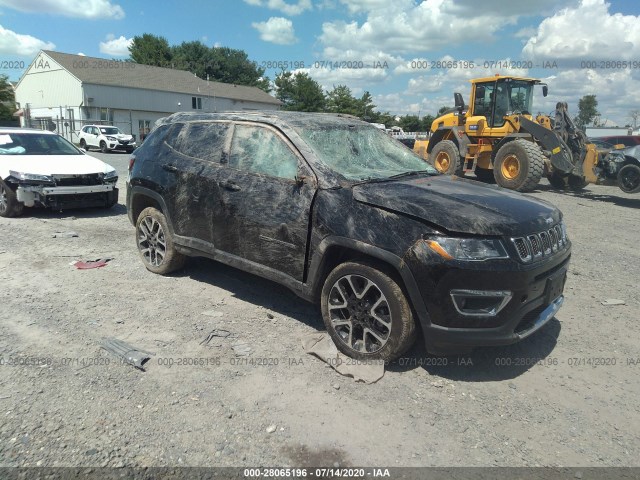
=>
[511,225,566,263]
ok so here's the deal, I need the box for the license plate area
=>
[545,270,567,303]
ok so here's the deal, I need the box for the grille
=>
[53,174,103,186]
[511,224,568,263]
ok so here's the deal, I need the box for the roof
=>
[470,75,541,83]
[156,111,367,129]
[41,51,281,106]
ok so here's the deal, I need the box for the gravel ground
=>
[0,151,639,469]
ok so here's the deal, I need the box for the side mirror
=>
[542,85,548,97]
[454,92,464,112]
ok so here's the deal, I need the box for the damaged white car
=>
[0,128,118,218]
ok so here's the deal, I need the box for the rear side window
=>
[229,125,299,180]
[174,122,231,163]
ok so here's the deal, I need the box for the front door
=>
[215,123,316,281]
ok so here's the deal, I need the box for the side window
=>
[137,124,171,152]
[473,82,494,120]
[229,125,299,180]
[174,122,230,163]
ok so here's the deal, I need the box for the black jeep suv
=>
[126,111,570,360]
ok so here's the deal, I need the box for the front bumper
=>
[16,184,118,210]
[108,141,136,151]
[404,239,571,354]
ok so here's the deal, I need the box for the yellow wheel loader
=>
[413,75,600,192]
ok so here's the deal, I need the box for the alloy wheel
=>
[137,215,167,267]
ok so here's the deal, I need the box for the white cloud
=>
[243,0,311,16]
[0,24,55,56]
[298,65,389,92]
[98,34,132,56]
[0,0,125,19]
[252,17,297,45]
[523,0,640,61]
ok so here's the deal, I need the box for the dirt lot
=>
[1,151,639,470]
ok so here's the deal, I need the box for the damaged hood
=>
[1,153,116,178]
[352,175,561,237]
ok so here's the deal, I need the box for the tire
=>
[135,207,186,275]
[568,174,588,192]
[617,163,640,194]
[320,261,416,362]
[0,180,24,218]
[547,172,567,190]
[100,141,108,153]
[429,140,463,175]
[79,139,88,151]
[474,167,495,183]
[493,139,544,192]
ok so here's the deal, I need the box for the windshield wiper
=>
[354,170,436,185]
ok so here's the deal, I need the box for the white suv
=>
[78,125,136,153]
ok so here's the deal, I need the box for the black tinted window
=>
[174,122,230,163]
[229,125,299,180]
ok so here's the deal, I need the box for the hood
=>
[352,175,561,237]
[112,133,134,142]
[1,153,116,178]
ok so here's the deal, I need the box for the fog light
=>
[450,289,512,317]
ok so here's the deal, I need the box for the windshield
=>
[0,132,83,155]
[100,127,121,135]
[296,124,438,181]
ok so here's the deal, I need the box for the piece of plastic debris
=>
[601,299,626,306]
[200,329,232,346]
[266,425,277,433]
[100,337,154,371]
[52,231,79,238]
[302,333,385,384]
[231,341,252,356]
[72,257,114,269]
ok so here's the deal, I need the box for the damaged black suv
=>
[126,112,570,360]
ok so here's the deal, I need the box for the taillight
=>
[128,155,135,171]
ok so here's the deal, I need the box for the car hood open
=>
[1,154,116,178]
[352,175,561,237]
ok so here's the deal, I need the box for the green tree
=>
[420,114,435,131]
[574,95,599,129]
[129,34,270,91]
[326,85,359,115]
[356,91,376,120]
[128,34,172,67]
[274,71,325,112]
[398,115,421,132]
[0,75,16,120]
[437,105,451,116]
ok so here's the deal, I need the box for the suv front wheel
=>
[321,262,416,361]
[135,207,185,274]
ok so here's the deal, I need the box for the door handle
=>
[162,164,178,173]
[220,180,241,191]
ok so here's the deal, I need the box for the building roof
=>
[42,50,281,106]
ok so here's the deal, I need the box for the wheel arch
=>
[426,127,470,157]
[307,237,432,332]
[127,186,171,228]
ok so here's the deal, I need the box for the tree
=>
[398,115,421,132]
[0,75,16,120]
[128,34,270,92]
[326,85,360,115]
[574,95,599,130]
[356,91,376,120]
[128,34,172,67]
[437,105,451,116]
[274,71,325,112]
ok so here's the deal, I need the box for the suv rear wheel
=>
[321,262,416,361]
[135,207,185,274]
[79,139,89,151]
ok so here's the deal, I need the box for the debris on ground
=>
[71,257,114,269]
[302,333,384,384]
[201,310,224,318]
[266,425,277,433]
[601,298,626,306]
[52,231,79,238]
[100,337,154,371]
[200,329,232,346]
[231,341,252,356]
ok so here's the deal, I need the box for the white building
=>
[14,50,281,142]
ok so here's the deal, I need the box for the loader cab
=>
[469,77,538,131]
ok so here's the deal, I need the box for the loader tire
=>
[493,139,544,192]
[429,140,463,175]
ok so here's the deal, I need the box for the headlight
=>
[9,170,55,184]
[104,169,118,180]
[106,136,117,141]
[425,236,509,261]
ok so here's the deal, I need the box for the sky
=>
[1,0,639,126]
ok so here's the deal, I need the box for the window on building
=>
[100,108,114,123]
[192,97,203,110]
[139,120,151,141]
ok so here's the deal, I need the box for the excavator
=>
[412,75,637,193]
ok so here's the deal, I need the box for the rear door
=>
[215,122,316,281]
